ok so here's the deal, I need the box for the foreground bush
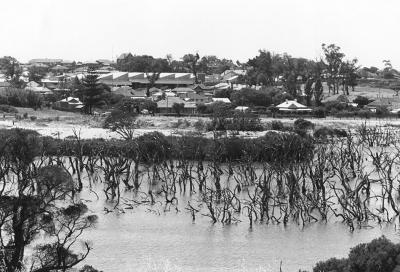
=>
[314,236,400,272]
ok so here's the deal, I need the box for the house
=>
[157,97,196,114]
[276,100,311,112]
[212,98,231,104]
[98,72,196,88]
[53,97,84,112]
[41,77,60,89]
[185,92,211,104]
[51,65,69,75]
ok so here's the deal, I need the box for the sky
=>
[1,0,399,68]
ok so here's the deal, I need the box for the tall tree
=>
[183,53,201,83]
[27,66,48,83]
[0,129,97,272]
[304,77,314,106]
[314,78,324,106]
[80,70,105,114]
[321,44,345,94]
[0,56,23,88]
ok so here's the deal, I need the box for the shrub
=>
[271,120,284,130]
[313,107,326,118]
[194,119,206,131]
[314,236,400,272]
[376,106,390,117]
[0,104,18,113]
[294,118,315,130]
[314,127,347,138]
[30,116,37,121]
[357,109,371,119]
[353,96,371,108]
[23,112,28,119]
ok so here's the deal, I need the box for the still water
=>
[77,185,400,272]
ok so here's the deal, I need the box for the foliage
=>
[353,96,371,107]
[80,72,106,114]
[314,236,400,272]
[103,109,138,140]
[294,118,315,130]
[313,107,326,118]
[271,120,284,130]
[0,129,96,272]
[172,102,184,116]
[0,104,18,113]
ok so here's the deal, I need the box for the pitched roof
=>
[59,97,83,104]
[276,100,309,110]
[212,98,231,103]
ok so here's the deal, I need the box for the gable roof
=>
[276,100,308,109]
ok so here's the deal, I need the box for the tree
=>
[104,110,138,140]
[0,56,24,88]
[26,91,42,110]
[145,59,166,97]
[0,129,97,272]
[304,77,314,106]
[183,53,201,83]
[80,71,105,114]
[246,50,274,86]
[321,44,345,94]
[353,96,370,107]
[314,78,323,106]
[27,66,48,83]
[341,58,359,94]
[172,102,184,116]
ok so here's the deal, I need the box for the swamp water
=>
[77,183,399,272]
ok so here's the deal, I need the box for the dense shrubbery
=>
[230,87,292,108]
[0,88,43,109]
[0,104,18,113]
[294,118,315,130]
[314,126,348,138]
[314,236,400,272]
[38,130,314,163]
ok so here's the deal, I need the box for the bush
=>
[314,236,400,272]
[357,109,371,119]
[313,107,326,118]
[271,120,284,130]
[194,119,207,131]
[294,118,314,130]
[0,104,18,113]
[23,112,28,119]
[376,106,390,117]
[30,116,37,121]
[353,96,371,108]
[314,126,348,138]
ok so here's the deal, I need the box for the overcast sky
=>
[1,0,399,68]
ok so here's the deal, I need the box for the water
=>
[78,185,400,272]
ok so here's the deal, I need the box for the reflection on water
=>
[78,185,400,272]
